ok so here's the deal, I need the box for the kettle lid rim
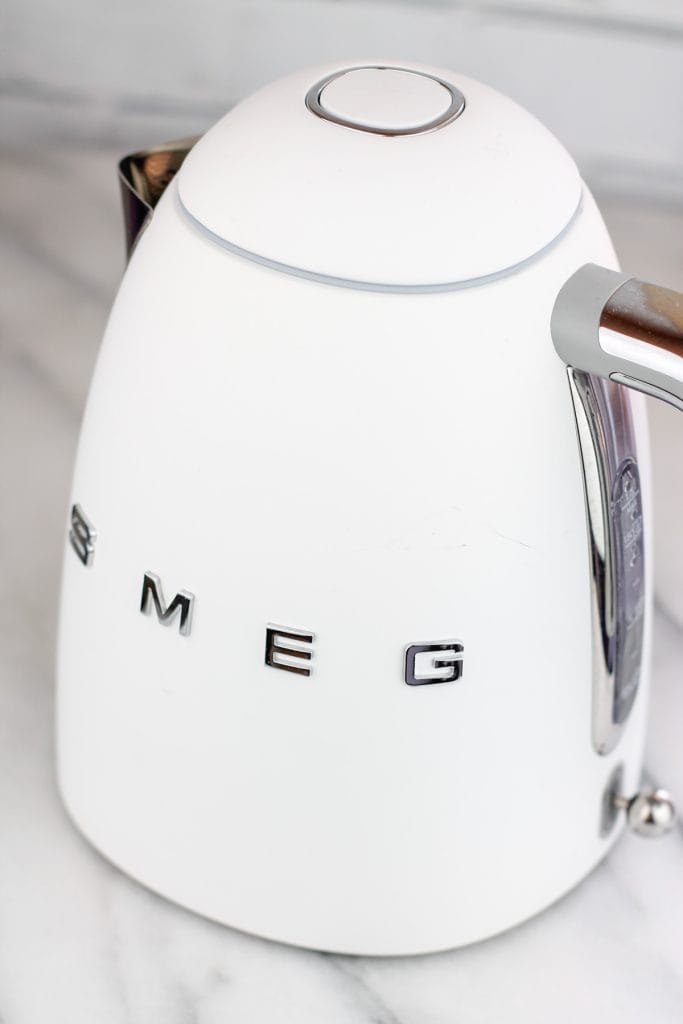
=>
[178,186,584,293]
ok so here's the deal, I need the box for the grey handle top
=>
[551,264,683,411]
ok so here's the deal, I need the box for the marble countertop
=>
[1,146,682,1022]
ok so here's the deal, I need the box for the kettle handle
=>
[118,136,199,258]
[551,264,683,410]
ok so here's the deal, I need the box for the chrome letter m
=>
[140,571,194,637]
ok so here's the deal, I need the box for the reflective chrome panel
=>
[568,370,645,755]
[602,278,683,357]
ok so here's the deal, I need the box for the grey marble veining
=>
[1,146,682,1022]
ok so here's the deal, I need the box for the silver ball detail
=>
[627,789,677,837]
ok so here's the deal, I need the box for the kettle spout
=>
[118,136,199,259]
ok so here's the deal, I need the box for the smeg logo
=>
[69,503,464,686]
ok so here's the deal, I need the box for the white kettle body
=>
[57,63,655,955]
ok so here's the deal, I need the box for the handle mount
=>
[552,264,683,411]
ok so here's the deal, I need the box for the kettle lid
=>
[177,62,581,289]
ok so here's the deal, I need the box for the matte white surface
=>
[178,63,581,286]
[1,143,682,1017]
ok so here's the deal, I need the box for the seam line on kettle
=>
[175,187,584,294]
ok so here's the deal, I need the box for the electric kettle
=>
[57,61,682,956]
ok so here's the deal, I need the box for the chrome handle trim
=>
[552,264,683,408]
[609,372,683,413]
[568,369,645,755]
